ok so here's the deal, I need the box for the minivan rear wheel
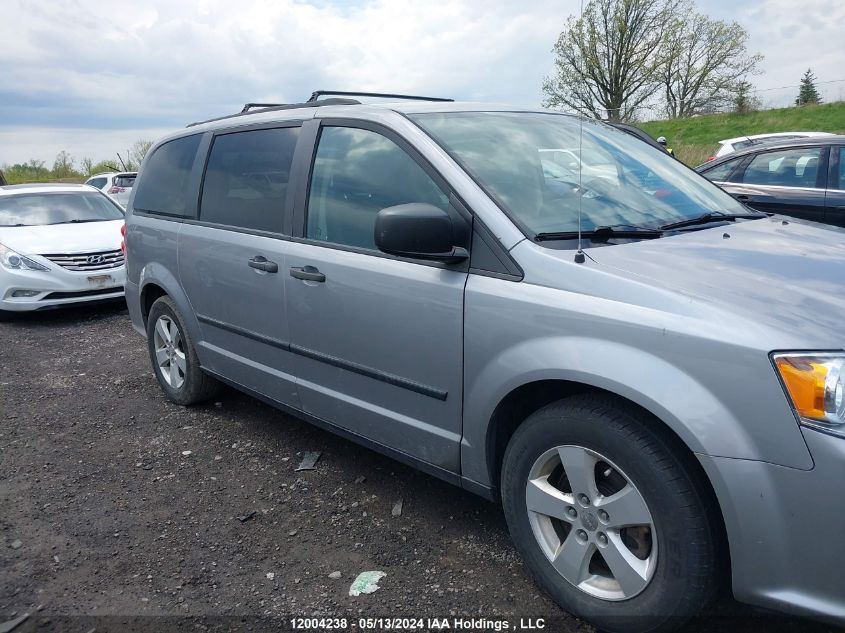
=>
[501,394,718,633]
[146,296,220,405]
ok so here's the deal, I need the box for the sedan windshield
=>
[410,112,751,244]
[0,192,124,226]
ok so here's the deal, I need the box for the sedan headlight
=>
[0,243,49,272]
[774,353,845,435]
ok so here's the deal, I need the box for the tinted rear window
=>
[200,127,299,232]
[114,175,136,188]
[132,135,201,216]
[0,192,124,226]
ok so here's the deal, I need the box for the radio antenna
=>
[574,0,586,264]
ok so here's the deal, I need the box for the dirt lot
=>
[0,303,836,633]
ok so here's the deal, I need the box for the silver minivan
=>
[124,92,845,632]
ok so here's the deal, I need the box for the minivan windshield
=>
[410,112,753,243]
[0,192,124,226]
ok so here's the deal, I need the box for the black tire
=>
[0,310,14,322]
[146,295,220,405]
[502,394,719,633]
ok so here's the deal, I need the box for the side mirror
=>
[374,203,468,264]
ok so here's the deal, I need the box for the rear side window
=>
[199,127,299,232]
[132,134,201,216]
[87,177,107,189]
[740,147,823,188]
[701,158,742,182]
[306,127,448,250]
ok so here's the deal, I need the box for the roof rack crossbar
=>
[241,103,288,113]
[308,90,454,103]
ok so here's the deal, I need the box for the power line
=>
[754,78,845,93]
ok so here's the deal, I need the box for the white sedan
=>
[0,184,126,317]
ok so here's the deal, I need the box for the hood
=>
[0,220,123,255]
[585,216,845,346]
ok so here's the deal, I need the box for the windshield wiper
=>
[535,224,664,242]
[47,219,105,225]
[660,211,765,231]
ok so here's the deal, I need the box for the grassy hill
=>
[639,101,845,166]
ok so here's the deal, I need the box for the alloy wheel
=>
[153,315,186,390]
[526,445,657,601]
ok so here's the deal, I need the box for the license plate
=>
[87,274,113,288]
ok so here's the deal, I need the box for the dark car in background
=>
[696,136,845,227]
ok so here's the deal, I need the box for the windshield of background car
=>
[0,192,124,226]
[410,111,749,239]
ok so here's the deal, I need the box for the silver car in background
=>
[124,93,845,632]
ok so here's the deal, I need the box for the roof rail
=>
[186,97,361,128]
[308,90,454,103]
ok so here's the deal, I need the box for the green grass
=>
[639,101,845,166]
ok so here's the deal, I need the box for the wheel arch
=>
[137,263,201,346]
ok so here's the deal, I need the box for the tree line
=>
[542,0,825,121]
[1,139,153,185]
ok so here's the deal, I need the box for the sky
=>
[1,0,843,166]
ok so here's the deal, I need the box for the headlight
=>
[0,243,49,272]
[773,353,845,435]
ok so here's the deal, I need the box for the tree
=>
[52,150,76,179]
[129,139,153,169]
[733,80,760,114]
[661,9,762,118]
[81,157,94,176]
[543,0,681,121]
[796,69,821,106]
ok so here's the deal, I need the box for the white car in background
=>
[85,171,137,208]
[0,184,125,318]
[712,131,834,160]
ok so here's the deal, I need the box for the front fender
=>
[461,335,813,489]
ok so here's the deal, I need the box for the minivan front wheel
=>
[146,296,220,405]
[502,395,718,633]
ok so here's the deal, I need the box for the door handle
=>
[290,265,326,282]
[248,256,278,273]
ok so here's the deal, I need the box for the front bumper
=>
[699,428,845,622]
[0,265,126,312]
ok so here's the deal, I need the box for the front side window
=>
[200,127,300,232]
[410,111,748,239]
[740,147,823,188]
[0,192,124,226]
[132,134,201,216]
[306,126,448,250]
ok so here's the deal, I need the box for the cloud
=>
[0,0,570,163]
[1,0,841,164]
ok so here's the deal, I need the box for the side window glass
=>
[839,148,845,190]
[306,127,449,250]
[701,158,741,182]
[88,177,107,189]
[200,127,300,232]
[133,134,202,216]
[741,147,822,188]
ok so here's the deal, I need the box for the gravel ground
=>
[0,302,836,633]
